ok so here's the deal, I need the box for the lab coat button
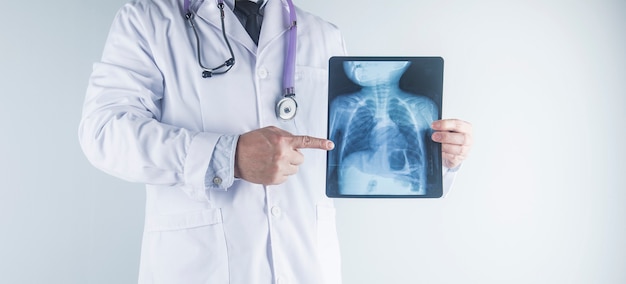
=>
[258,68,268,78]
[212,177,222,185]
[271,206,282,217]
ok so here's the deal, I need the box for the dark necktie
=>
[235,0,262,45]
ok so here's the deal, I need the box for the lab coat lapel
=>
[194,0,258,52]
[258,0,290,49]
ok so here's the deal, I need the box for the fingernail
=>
[431,121,439,129]
[327,141,335,150]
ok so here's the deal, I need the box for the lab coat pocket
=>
[316,205,342,284]
[143,208,230,283]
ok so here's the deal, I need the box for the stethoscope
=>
[184,0,299,120]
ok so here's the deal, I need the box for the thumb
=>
[291,135,335,150]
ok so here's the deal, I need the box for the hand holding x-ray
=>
[431,118,473,169]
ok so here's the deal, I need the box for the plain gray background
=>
[1,0,625,283]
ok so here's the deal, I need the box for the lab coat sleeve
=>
[205,134,239,190]
[78,4,217,200]
[442,164,461,197]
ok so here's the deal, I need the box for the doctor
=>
[78,0,473,283]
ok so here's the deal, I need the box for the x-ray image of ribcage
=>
[326,57,444,198]
[329,94,437,195]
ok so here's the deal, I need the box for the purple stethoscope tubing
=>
[282,0,297,97]
[184,0,297,97]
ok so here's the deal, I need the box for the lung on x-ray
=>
[326,57,443,198]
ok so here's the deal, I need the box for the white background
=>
[1,0,625,283]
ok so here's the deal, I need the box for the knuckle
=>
[275,134,289,144]
[458,146,467,155]
[457,145,465,153]
[462,145,471,155]
[272,151,286,165]
[454,120,461,130]
[301,135,311,147]
[459,133,467,145]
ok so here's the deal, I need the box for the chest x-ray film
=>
[326,57,444,198]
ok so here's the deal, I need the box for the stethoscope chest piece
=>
[276,96,298,120]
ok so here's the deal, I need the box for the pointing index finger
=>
[292,135,335,151]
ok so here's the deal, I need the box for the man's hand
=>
[234,126,335,185]
[431,119,473,169]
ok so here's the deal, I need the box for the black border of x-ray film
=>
[326,56,444,198]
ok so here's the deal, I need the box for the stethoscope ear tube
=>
[186,0,235,78]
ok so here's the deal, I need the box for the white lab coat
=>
[79,0,345,283]
[79,0,458,283]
